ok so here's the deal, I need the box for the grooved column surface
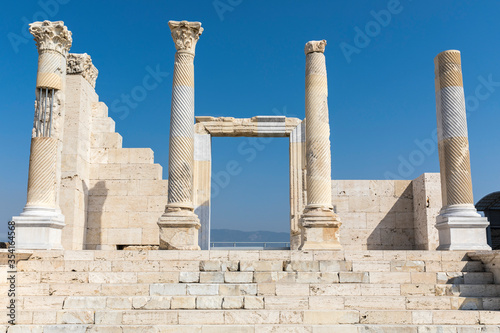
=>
[434,50,474,207]
[26,137,57,207]
[167,53,195,209]
[37,50,64,90]
[305,51,332,208]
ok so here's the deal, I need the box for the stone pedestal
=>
[158,20,203,250]
[434,50,490,251]
[299,40,342,250]
[12,21,72,250]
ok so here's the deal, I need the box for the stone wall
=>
[333,178,440,251]
[60,73,442,250]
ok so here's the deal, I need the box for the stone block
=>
[178,310,224,324]
[187,284,219,296]
[131,296,170,310]
[121,310,177,325]
[360,310,411,324]
[171,296,196,309]
[264,296,308,310]
[224,272,253,283]
[56,310,94,324]
[240,260,283,272]
[308,296,345,310]
[345,296,405,310]
[180,271,200,283]
[339,272,369,283]
[106,296,133,310]
[150,283,186,296]
[225,310,280,324]
[196,296,223,309]
[200,272,225,283]
[63,297,106,309]
[222,297,244,309]
[303,310,359,324]
[244,296,265,309]
[276,283,310,296]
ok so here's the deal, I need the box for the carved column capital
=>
[305,40,327,54]
[29,21,72,56]
[67,53,99,88]
[169,20,203,55]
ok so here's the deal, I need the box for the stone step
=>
[15,258,486,273]
[4,325,500,333]
[10,282,500,298]
[3,310,499,326]
[91,101,108,118]
[88,163,162,182]
[91,117,115,133]
[17,295,500,311]
[90,132,122,149]
[13,271,494,287]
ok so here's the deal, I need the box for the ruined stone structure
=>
[2,20,498,332]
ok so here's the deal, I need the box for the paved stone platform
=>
[1,250,499,332]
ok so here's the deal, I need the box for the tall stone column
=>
[12,21,72,250]
[299,40,342,250]
[434,50,490,250]
[158,20,203,250]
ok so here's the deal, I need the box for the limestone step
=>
[91,132,123,149]
[15,269,493,285]
[17,295,500,311]
[3,325,500,333]
[11,282,500,299]
[88,163,162,181]
[91,117,115,133]
[91,102,108,118]
[14,258,486,274]
[2,310,499,326]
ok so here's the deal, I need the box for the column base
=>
[158,209,201,250]
[11,206,65,250]
[436,205,491,251]
[299,208,342,250]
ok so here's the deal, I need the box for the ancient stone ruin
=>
[2,20,498,332]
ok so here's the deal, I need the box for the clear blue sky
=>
[1,0,500,239]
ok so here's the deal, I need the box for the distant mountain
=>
[211,229,289,243]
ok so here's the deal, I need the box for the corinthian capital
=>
[305,40,327,55]
[67,53,99,88]
[169,20,203,55]
[29,20,72,56]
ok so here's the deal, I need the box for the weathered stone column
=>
[12,21,72,250]
[158,20,203,250]
[434,50,490,250]
[299,40,342,250]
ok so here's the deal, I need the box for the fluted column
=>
[434,50,490,250]
[158,20,203,250]
[12,21,72,250]
[299,40,342,250]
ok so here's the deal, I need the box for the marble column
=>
[158,20,203,250]
[299,40,342,250]
[12,21,72,250]
[434,50,490,250]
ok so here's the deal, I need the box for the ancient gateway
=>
[3,20,500,332]
[10,20,492,252]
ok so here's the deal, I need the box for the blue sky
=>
[1,0,500,239]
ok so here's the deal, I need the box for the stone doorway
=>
[193,116,306,250]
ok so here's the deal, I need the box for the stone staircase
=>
[1,250,499,332]
[87,102,167,249]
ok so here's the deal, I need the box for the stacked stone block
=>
[86,102,168,249]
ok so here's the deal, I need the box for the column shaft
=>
[12,20,72,250]
[158,20,203,250]
[434,50,490,250]
[299,40,342,250]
